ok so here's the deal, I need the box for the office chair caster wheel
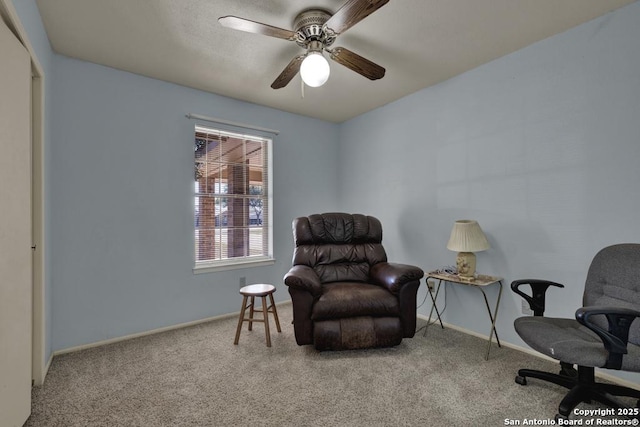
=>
[555,414,568,423]
[515,375,527,385]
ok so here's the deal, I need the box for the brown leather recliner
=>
[284,213,424,351]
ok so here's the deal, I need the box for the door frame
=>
[0,0,47,385]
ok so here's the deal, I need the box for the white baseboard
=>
[53,300,293,357]
[417,314,640,391]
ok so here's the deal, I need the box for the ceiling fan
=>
[218,0,389,89]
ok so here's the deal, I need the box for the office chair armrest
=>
[370,262,424,294]
[576,306,640,369]
[284,265,323,297]
[511,279,564,316]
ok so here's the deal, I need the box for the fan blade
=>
[271,55,305,89]
[328,47,385,80]
[218,16,296,41]
[324,0,390,35]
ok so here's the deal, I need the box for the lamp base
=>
[456,252,476,278]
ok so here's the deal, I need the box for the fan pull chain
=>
[301,78,305,98]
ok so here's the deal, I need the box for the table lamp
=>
[447,220,490,278]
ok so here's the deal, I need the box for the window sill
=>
[193,257,276,274]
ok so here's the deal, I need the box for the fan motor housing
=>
[294,9,336,47]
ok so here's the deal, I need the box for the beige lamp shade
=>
[447,220,490,278]
[447,220,490,252]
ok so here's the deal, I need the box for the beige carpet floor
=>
[26,303,635,426]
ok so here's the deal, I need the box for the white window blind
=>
[194,125,273,271]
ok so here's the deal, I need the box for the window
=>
[194,125,273,272]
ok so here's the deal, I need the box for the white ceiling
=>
[36,0,635,123]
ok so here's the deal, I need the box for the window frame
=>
[192,124,274,274]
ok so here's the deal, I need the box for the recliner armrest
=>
[511,279,564,316]
[370,262,424,294]
[576,306,640,369]
[284,265,323,297]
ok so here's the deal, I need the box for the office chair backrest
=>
[292,213,387,283]
[583,243,640,346]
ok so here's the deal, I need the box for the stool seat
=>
[240,284,275,296]
[234,283,281,347]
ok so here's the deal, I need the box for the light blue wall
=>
[49,56,340,350]
[11,0,54,365]
[338,2,640,382]
[12,0,340,354]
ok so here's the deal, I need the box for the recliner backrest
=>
[583,243,640,345]
[292,213,387,283]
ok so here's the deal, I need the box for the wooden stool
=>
[233,284,281,347]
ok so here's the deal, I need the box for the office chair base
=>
[516,365,640,419]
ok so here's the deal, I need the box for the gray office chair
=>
[512,244,640,421]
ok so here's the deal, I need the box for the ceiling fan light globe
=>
[300,52,330,87]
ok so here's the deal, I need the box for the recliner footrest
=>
[313,316,402,351]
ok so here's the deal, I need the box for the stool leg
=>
[248,296,255,331]
[268,293,281,333]
[262,296,271,347]
[234,295,248,345]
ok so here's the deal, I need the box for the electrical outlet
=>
[239,277,246,288]
[522,300,533,316]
